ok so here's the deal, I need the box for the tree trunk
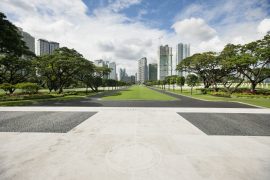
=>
[191,87,193,95]
[180,86,182,93]
[250,82,257,93]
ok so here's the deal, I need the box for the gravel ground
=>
[0,111,96,133]
[178,113,270,136]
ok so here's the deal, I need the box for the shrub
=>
[0,83,16,94]
[16,82,39,94]
[210,92,231,98]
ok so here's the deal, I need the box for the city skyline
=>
[1,0,269,75]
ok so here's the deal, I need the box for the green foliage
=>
[0,12,34,56]
[0,83,16,94]
[186,74,199,95]
[16,82,39,94]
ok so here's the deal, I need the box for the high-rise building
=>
[175,43,190,76]
[119,68,128,82]
[49,41,60,54]
[36,39,50,56]
[36,39,60,56]
[138,57,148,83]
[158,45,172,80]
[109,62,117,80]
[94,59,110,79]
[18,28,35,54]
[149,63,157,81]
[94,59,106,67]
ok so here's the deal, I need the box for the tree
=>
[35,47,88,93]
[176,52,221,89]
[0,55,35,86]
[0,12,33,56]
[218,44,245,95]
[165,76,171,90]
[176,76,185,93]
[186,74,199,95]
[239,35,270,92]
[169,76,177,91]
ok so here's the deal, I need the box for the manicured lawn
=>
[102,86,176,101]
[163,88,270,108]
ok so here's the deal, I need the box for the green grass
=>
[0,91,99,106]
[102,85,176,101]
[162,88,270,108]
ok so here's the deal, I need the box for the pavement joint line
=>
[0,107,270,114]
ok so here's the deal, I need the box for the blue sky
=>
[0,0,270,75]
[82,0,270,32]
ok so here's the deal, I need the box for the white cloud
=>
[172,18,217,42]
[108,0,142,12]
[0,0,269,75]
[257,18,270,34]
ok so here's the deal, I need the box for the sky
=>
[1,0,270,75]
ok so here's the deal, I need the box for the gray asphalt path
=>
[0,111,96,133]
[178,113,270,136]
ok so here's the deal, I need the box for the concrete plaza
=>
[0,107,270,180]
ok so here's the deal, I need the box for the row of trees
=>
[0,12,127,94]
[146,74,199,94]
[176,35,270,94]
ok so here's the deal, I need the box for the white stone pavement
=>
[0,107,270,180]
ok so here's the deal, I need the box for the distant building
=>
[18,28,35,54]
[158,45,172,80]
[149,63,157,81]
[36,39,50,56]
[109,62,117,80]
[94,59,110,79]
[49,41,60,54]
[138,57,148,83]
[119,68,128,82]
[36,39,59,56]
[94,59,106,67]
[130,75,136,84]
[175,43,190,76]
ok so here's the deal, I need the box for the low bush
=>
[0,83,16,94]
[16,82,39,94]
[210,92,231,98]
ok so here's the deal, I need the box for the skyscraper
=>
[175,43,190,76]
[36,39,50,56]
[138,57,148,84]
[49,41,60,54]
[94,59,106,67]
[36,39,60,56]
[109,62,117,80]
[158,45,172,80]
[149,63,157,81]
[18,27,35,54]
[119,68,128,82]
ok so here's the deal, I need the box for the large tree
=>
[0,12,33,56]
[176,52,222,89]
[0,55,35,85]
[35,47,88,93]
[239,35,270,92]
[218,44,245,95]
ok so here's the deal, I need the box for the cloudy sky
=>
[1,0,270,75]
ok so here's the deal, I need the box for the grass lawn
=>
[102,85,176,101]
[0,92,98,106]
[162,88,270,108]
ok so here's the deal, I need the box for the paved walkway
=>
[34,87,255,108]
[0,107,270,180]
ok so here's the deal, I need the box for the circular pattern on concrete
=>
[106,142,161,173]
